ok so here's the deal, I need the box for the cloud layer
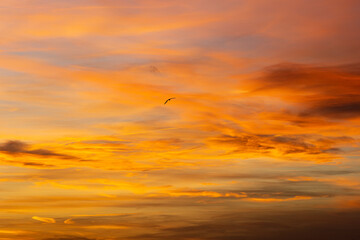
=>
[0,0,359,239]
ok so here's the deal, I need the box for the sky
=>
[0,0,360,239]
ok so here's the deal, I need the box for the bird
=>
[164,97,175,105]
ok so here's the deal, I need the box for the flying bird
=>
[164,97,175,105]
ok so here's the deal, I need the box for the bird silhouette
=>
[164,97,175,105]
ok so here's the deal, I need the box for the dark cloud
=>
[248,62,360,119]
[130,210,360,240]
[303,101,360,119]
[44,237,96,240]
[243,180,358,198]
[22,161,55,167]
[310,170,357,175]
[0,140,77,159]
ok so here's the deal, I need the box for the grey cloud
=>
[0,140,77,159]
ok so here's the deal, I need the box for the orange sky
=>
[0,0,359,239]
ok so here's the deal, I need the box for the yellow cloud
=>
[0,230,28,234]
[64,218,74,224]
[246,196,312,202]
[155,189,247,198]
[32,216,56,223]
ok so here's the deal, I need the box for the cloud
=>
[152,188,247,198]
[0,1,359,239]
[304,101,360,119]
[0,229,29,234]
[210,133,350,161]
[245,62,360,119]
[80,225,129,229]
[129,209,360,240]
[43,237,95,240]
[64,218,74,224]
[0,140,77,159]
[22,162,55,167]
[246,196,312,202]
[32,216,56,224]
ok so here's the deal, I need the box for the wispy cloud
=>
[32,216,56,224]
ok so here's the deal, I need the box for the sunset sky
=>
[0,0,360,239]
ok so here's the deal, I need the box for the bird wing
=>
[164,97,175,105]
[164,99,170,104]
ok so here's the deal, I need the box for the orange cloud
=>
[242,63,360,119]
